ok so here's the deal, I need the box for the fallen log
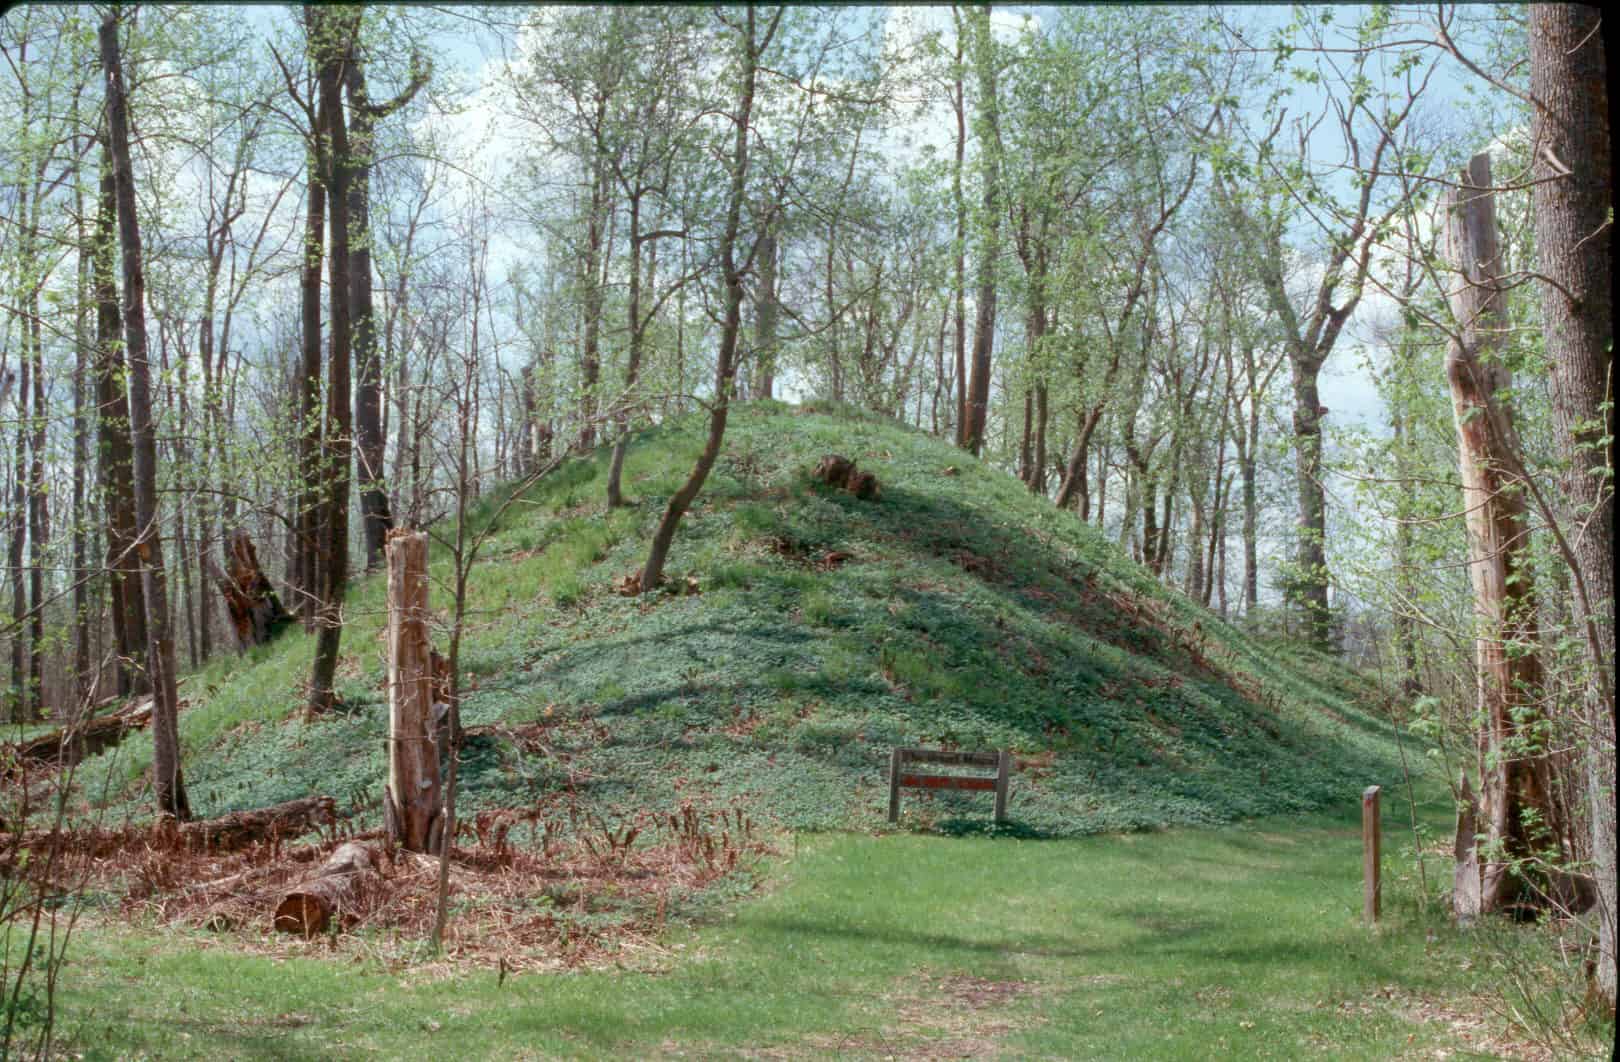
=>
[273,840,381,935]
[172,794,337,853]
[3,794,337,868]
[6,696,153,770]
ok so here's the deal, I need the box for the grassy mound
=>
[85,401,1407,837]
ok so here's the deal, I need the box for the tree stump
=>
[273,840,379,935]
[216,530,291,650]
[385,530,440,852]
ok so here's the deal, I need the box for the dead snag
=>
[273,840,380,935]
[1442,153,1561,915]
[385,530,440,853]
[217,530,291,650]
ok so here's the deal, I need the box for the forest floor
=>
[51,786,1610,1059]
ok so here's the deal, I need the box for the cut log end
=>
[273,840,380,935]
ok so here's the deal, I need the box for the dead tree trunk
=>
[1443,152,1559,916]
[212,531,290,651]
[384,530,440,853]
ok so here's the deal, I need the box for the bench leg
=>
[993,750,1010,823]
[888,748,903,823]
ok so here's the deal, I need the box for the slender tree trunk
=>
[101,11,190,819]
[344,51,422,570]
[72,162,93,704]
[25,187,47,720]
[1529,5,1615,1009]
[8,263,28,719]
[641,5,772,592]
[1032,379,1048,496]
[295,159,326,626]
[607,193,647,509]
[753,206,778,401]
[951,9,967,447]
[1391,330,1423,699]
[578,140,607,451]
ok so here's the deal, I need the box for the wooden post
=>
[993,749,1010,823]
[1362,785,1382,923]
[386,530,440,852]
[888,747,904,823]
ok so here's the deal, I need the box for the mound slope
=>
[90,402,1404,837]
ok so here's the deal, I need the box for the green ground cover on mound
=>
[81,401,1412,837]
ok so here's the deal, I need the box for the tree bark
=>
[951,8,967,447]
[345,49,424,571]
[1442,152,1559,916]
[93,143,148,699]
[385,530,440,853]
[1529,4,1615,1011]
[306,9,359,717]
[100,11,190,819]
[963,5,1001,458]
[294,153,326,626]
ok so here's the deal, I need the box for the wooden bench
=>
[887,747,1012,824]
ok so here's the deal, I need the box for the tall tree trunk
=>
[307,11,357,717]
[294,158,326,626]
[1443,152,1559,915]
[24,182,47,719]
[607,193,647,509]
[93,144,147,699]
[1032,379,1048,496]
[72,158,93,704]
[951,8,967,447]
[1391,326,1423,699]
[100,11,190,819]
[344,50,423,570]
[1529,5,1615,1010]
[9,300,28,719]
[964,5,1001,458]
[349,78,393,573]
[1289,365,1330,645]
[578,132,608,451]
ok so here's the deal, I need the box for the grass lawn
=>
[54,782,1601,1060]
